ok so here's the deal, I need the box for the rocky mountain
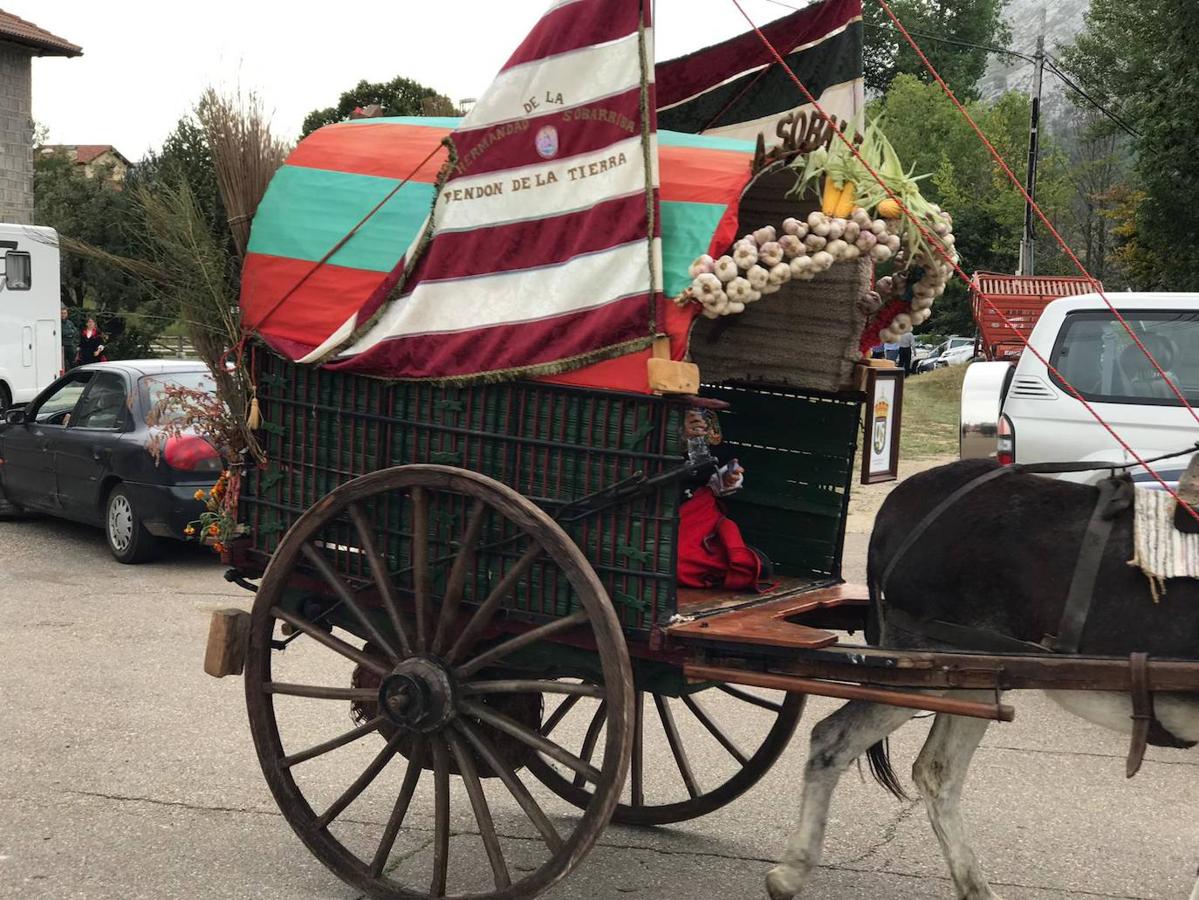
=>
[980,0,1091,116]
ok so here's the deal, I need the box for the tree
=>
[129,113,227,244]
[871,76,1074,335]
[863,0,1010,99]
[1059,0,1199,290]
[34,149,165,357]
[301,76,457,137]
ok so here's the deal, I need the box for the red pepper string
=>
[728,0,1199,524]
[875,0,1199,428]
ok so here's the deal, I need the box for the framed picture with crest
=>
[861,366,904,484]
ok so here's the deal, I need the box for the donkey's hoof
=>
[766,865,804,900]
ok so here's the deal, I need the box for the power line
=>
[1043,55,1143,139]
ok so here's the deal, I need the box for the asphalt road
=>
[2,514,1198,900]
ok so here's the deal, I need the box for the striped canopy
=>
[240,0,862,388]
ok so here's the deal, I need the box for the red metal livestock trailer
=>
[971,271,1104,360]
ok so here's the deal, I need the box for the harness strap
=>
[1127,651,1153,778]
[880,465,1015,594]
[1046,476,1133,654]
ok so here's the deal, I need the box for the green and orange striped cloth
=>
[241,116,755,388]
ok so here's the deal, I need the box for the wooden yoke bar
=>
[685,663,1016,722]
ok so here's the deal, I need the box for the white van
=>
[960,293,1199,483]
[0,224,62,409]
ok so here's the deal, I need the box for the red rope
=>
[244,141,446,332]
[728,0,1199,524]
[875,0,1199,427]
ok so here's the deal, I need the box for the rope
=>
[727,0,1199,526]
[874,0,1199,427]
[243,141,445,333]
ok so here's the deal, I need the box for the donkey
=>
[766,457,1199,900]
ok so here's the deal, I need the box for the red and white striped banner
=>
[316,0,660,382]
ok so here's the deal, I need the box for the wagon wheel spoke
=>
[681,693,749,765]
[348,503,413,657]
[456,609,590,679]
[716,683,783,712]
[455,719,563,853]
[572,700,607,788]
[314,732,404,830]
[630,691,645,808]
[463,679,604,698]
[411,485,432,652]
[431,498,488,656]
[461,699,601,783]
[446,730,511,889]
[541,693,583,738]
[283,716,385,768]
[444,543,544,665]
[367,739,426,878]
[654,695,700,799]
[430,739,451,898]
[271,606,389,677]
[264,682,379,701]
[300,545,403,662]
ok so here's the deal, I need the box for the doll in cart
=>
[677,406,770,591]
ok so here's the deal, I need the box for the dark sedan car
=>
[0,360,221,562]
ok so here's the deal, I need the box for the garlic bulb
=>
[768,261,792,286]
[746,264,771,291]
[688,255,715,279]
[758,241,784,267]
[713,256,738,283]
[725,276,754,304]
[782,217,803,236]
[807,211,827,230]
[725,299,746,315]
[753,225,777,245]
[804,234,827,252]
[778,234,803,259]
[843,221,861,243]
[691,272,723,301]
[826,238,849,260]
[732,241,759,269]
[790,255,813,277]
[759,282,781,295]
[891,312,913,334]
[870,244,893,262]
[811,250,835,271]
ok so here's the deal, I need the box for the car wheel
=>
[0,382,10,412]
[0,478,20,516]
[105,485,160,564]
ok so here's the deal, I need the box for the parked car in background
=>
[960,293,1199,483]
[0,360,219,562]
[915,336,978,373]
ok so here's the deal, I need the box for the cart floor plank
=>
[669,583,868,650]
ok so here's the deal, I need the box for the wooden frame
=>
[860,366,904,484]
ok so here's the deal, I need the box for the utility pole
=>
[1019,33,1046,276]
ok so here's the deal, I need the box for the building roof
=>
[41,144,131,167]
[0,10,82,57]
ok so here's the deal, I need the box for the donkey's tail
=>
[866,738,908,800]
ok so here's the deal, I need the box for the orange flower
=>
[212,541,226,554]
[208,523,220,536]
[183,525,196,536]
[193,489,206,501]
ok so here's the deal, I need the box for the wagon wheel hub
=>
[378,656,456,734]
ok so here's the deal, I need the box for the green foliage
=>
[33,149,163,358]
[1059,0,1199,290]
[863,0,1010,98]
[872,76,1075,335]
[301,76,457,137]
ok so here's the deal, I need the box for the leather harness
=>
[879,458,1197,777]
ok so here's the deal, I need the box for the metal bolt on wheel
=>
[244,465,634,900]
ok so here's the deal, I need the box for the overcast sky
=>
[30,0,804,161]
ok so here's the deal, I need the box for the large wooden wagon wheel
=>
[526,681,805,826]
[244,465,634,900]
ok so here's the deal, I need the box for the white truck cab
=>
[961,293,1199,483]
[0,224,62,409]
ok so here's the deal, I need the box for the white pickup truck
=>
[960,293,1199,484]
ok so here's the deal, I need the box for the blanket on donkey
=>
[1130,488,1199,598]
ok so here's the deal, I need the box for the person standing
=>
[76,318,107,366]
[897,329,915,376]
[60,305,79,372]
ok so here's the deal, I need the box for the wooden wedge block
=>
[647,358,700,395]
[204,608,251,678]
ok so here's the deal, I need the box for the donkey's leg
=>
[911,699,999,900]
[766,700,920,900]
[1190,870,1199,900]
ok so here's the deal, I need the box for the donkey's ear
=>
[1173,453,1199,534]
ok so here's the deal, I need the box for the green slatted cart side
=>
[242,352,684,635]
[702,383,863,581]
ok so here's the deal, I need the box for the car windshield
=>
[139,371,216,420]
[1050,311,1199,405]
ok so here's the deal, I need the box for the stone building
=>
[0,12,81,224]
